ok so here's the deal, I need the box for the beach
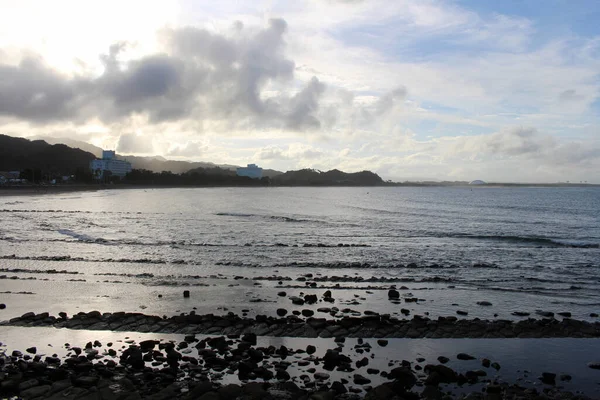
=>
[1,187,599,399]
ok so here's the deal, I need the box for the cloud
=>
[116,133,154,154]
[167,141,208,157]
[0,57,84,122]
[0,18,327,131]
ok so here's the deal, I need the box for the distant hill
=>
[271,168,384,186]
[30,135,283,177]
[0,134,96,175]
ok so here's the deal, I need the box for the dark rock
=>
[540,372,556,385]
[477,301,492,306]
[481,358,491,368]
[491,362,501,370]
[512,311,530,317]
[304,294,318,304]
[278,291,287,297]
[388,289,400,299]
[26,346,37,354]
[558,312,572,318]
[437,356,449,364]
[377,339,388,347]
[536,310,554,318]
[560,374,572,381]
[587,362,600,369]
[302,309,314,317]
[20,385,51,398]
[457,353,476,360]
[331,381,347,394]
[218,384,242,399]
[183,290,190,298]
[0,303,5,309]
[323,290,332,298]
[277,308,288,317]
[424,364,458,384]
[389,366,417,389]
[353,374,371,385]
[590,313,599,317]
[306,345,316,355]
[74,376,99,387]
[456,310,468,316]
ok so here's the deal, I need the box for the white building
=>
[90,150,132,179]
[236,164,263,179]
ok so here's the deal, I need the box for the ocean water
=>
[0,186,599,320]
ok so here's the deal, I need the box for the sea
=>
[2,186,600,396]
[0,186,599,320]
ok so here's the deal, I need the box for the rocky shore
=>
[4,310,600,339]
[1,330,595,400]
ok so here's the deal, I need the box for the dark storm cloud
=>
[0,18,329,131]
[0,57,86,122]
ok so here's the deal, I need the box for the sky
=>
[0,0,599,182]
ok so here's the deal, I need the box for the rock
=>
[491,362,501,370]
[424,364,458,384]
[304,294,318,304]
[310,391,334,400]
[588,362,600,369]
[306,345,316,355]
[74,376,99,387]
[512,311,530,317]
[302,309,314,317]
[388,289,400,299]
[590,313,598,317]
[557,312,572,317]
[276,308,288,317]
[0,303,5,309]
[183,290,190,298]
[314,372,330,380]
[20,385,51,398]
[457,353,476,360]
[218,384,242,399]
[536,310,554,318]
[477,301,492,306]
[437,356,449,364]
[290,296,305,305]
[376,339,388,347]
[456,310,468,316]
[58,311,67,319]
[560,374,572,381]
[540,372,556,385]
[353,374,371,385]
[323,290,332,298]
[482,358,491,368]
[188,381,214,398]
[26,346,37,354]
[389,366,417,389]
[421,385,443,400]
[278,291,287,297]
[330,381,347,394]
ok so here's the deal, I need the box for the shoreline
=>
[1,182,599,197]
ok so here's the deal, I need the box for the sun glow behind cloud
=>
[0,0,599,182]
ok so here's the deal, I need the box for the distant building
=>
[90,150,132,179]
[236,164,263,179]
[469,180,487,185]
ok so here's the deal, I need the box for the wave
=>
[443,233,599,248]
[216,212,323,225]
[57,229,95,242]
